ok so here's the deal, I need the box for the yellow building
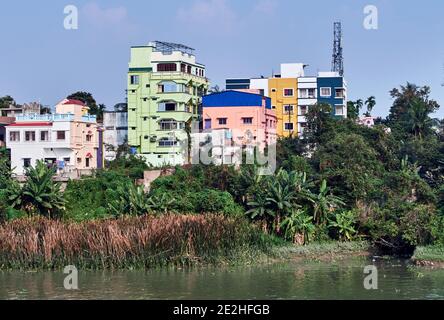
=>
[268,77,298,137]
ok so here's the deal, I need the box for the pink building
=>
[202,91,277,150]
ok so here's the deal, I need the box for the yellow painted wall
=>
[268,78,298,137]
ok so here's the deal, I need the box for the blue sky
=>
[1,0,443,118]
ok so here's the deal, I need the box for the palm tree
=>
[309,180,345,225]
[7,161,65,218]
[364,96,376,117]
[356,99,364,115]
[408,98,438,140]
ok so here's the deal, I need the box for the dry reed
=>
[0,214,270,269]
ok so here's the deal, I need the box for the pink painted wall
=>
[203,101,277,149]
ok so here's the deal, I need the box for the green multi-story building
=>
[127,41,209,166]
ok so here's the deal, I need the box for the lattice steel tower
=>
[331,22,344,76]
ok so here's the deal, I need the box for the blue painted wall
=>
[203,90,271,109]
[317,77,346,117]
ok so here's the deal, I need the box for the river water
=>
[1,256,444,300]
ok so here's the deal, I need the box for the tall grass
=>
[0,215,272,270]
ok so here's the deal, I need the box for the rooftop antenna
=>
[332,21,344,76]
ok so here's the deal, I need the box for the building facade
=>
[103,103,128,161]
[317,72,347,118]
[127,41,209,167]
[6,99,102,176]
[202,90,277,150]
[226,64,348,138]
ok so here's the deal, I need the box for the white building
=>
[6,99,102,177]
[297,77,318,135]
[103,104,128,161]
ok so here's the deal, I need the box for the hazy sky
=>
[1,0,443,117]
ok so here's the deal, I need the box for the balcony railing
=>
[15,113,97,123]
[16,114,73,122]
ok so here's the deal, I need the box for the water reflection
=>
[1,257,444,300]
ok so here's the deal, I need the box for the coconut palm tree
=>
[364,96,376,117]
[407,97,438,140]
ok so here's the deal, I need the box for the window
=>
[285,123,294,131]
[77,158,82,164]
[284,105,294,113]
[85,158,90,168]
[187,65,192,74]
[271,88,276,93]
[9,131,20,142]
[158,138,178,147]
[320,87,332,97]
[63,157,71,164]
[25,131,36,142]
[158,102,177,112]
[283,88,294,97]
[157,63,177,72]
[23,158,31,168]
[335,88,344,98]
[86,134,93,142]
[40,131,49,141]
[218,118,227,125]
[57,131,66,140]
[181,63,186,73]
[299,106,308,115]
[308,88,316,98]
[335,105,344,116]
[159,120,184,131]
[204,119,211,129]
[158,81,185,93]
[130,75,139,85]
[242,117,253,125]
[272,105,276,109]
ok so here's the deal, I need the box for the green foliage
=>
[328,210,358,241]
[106,155,149,180]
[280,209,315,245]
[67,92,105,122]
[314,133,384,204]
[64,170,132,221]
[0,95,15,109]
[107,183,153,217]
[6,161,65,218]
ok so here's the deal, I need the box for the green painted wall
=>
[127,45,209,166]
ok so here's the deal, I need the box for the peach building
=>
[202,91,277,150]
[6,99,103,177]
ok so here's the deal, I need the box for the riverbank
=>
[273,241,372,262]
[412,245,444,267]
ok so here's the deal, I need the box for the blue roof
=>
[203,90,271,109]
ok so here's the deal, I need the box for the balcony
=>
[81,115,98,123]
[15,113,97,123]
[151,71,209,84]
[16,114,74,122]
